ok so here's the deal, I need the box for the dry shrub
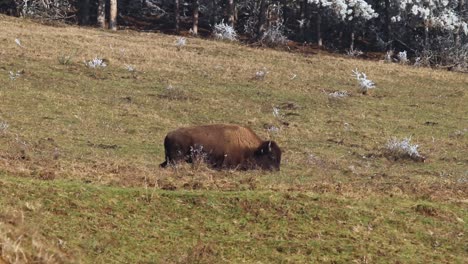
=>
[158,85,191,101]
[415,204,438,217]
[179,240,217,264]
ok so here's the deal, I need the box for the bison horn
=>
[268,141,272,152]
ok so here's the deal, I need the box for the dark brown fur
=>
[160,124,281,170]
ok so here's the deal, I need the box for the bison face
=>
[253,141,282,171]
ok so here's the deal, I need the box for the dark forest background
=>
[1,0,467,70]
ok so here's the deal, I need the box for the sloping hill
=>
[0,15,466,263]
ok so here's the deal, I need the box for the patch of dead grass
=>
[0,208,76,264]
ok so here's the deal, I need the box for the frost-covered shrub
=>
[272,107,280,118]
[190,145,208,165]
[397,51,408,64]
[309,0,378,21]
[328,90,349,99]
[352,68,375,94]
[84,57,107,69]
[14,38,23,47]
[347,48,363,57]
[384,50,394,63]
[385,137,425,162]
[255,67,268,80]
[8,70,22,80]
[413,50,433,67]
[260,24,288,46]
[0,121,9,133]
[175,37,186,49]
[213,21,238,41]
[124,64,136,72]
[15,0,73,21]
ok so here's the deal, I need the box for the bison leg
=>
[159,160,168,168]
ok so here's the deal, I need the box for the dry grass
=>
[0,208,75,263]
[0,15,467,262]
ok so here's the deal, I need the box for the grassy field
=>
[0,15,467,263]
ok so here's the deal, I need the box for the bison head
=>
[253,141,282,171]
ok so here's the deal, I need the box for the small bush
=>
[397,51,408,64]
[385,137,425,162]
[213,21,238,41]
[84,57,107,69]
[58,54,73,65]
[260,24,288,46]
[347,48,363,57]
[158,85,189,100]
[328,91,349,99]
[352,69,375,95]
[254,67,268,80]
[175,37,187,49]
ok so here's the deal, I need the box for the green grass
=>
[0,15,467,263]
[1,175,466,263]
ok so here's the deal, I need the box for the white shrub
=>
[347,48,364,57]
[124,64,136,72]
[385,137,425,162]
[213,21,238,41]
[9,70,22,80]
[84,57,107,69]
[352,68,375,94]
[260,24,288,46]
[255,67,268,80]
[272,107,280,118]
[398,51,408,64]
[384,50,394,63]
[15,38,23,48]
[0,121,9,133]
[175,37,186,48]
[328,90,349,99]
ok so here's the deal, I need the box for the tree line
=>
[1,1,467,69]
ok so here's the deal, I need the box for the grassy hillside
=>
[0,15,467,263]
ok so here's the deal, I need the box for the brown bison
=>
[160,124,281,170]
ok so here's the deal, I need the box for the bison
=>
[160,124,281,171]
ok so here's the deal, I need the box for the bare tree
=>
[210,0,217,27]
[110,0,118,30]
[384,0,391,46]
[175,0,180,33]
[456,0,466,45]
[193,0,199,35]
[257,0,268,39]
[97,0,106,28]
[316,11,322,47]
[228,0,235,27]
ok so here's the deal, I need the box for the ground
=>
[0,15,467,263]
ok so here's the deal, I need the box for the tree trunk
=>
[175,0,180,33]
[299,0,306,41]
[210,0,217,27]
[456,0,466,46]
[424,22,429,49]
[193,0,199,35]
[109,0,118,31]
[257,0,268,39]
[79,0,90,25]
[228,0,235,27]
[97,0,106,28]
[384,0,391,49]
[316,11,322,47]
[350,31,355,51]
